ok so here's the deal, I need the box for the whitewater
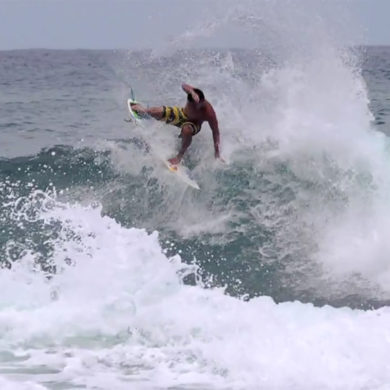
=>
[1,1,390,389]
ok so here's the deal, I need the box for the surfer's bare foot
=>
[168,157,181,166]
[130,103,146,114]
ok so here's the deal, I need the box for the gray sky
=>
[0,0,389,50]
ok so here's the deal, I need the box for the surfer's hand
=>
[168,156,181,166]
[215,153,226,163]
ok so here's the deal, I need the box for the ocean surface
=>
[2,23,390,390]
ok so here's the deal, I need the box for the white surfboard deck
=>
[162,159,200,190]
[126,93,200,190]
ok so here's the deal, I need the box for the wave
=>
[0,195,390,389]
[2,40,390,309]
[2,1,390,387]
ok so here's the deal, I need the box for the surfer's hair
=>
[188,88,205,103]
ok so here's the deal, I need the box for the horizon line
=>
[1,45,390,52]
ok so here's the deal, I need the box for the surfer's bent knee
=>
[181,122,200,137]
[181,125,193,138]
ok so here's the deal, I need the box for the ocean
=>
[1,22,390,390]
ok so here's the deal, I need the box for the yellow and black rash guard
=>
[161,106,201,135]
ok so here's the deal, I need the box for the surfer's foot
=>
[168,156,181,166]
[130,103,146,114]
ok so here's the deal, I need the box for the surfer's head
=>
[188,88,205,105]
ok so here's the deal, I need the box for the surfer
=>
[131,83,222,165]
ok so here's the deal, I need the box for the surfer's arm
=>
[208,109,221,159]
[182,83,200,103]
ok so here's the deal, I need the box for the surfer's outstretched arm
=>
[207,106,221,159]
[182,83,200,103]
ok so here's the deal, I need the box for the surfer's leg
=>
[131,104,164,120]
[178,125,193,158]
[145,106,187,126]
[146,106,164,120]
[168,126,193,165]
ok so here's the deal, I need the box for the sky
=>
[0,0,389,50]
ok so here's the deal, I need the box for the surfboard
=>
[127,94,145,125]
[126,89,200,190]
[162,160,200,190]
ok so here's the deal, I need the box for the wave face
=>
[1,1,390,388]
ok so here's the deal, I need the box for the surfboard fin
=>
[130,87,136,102]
